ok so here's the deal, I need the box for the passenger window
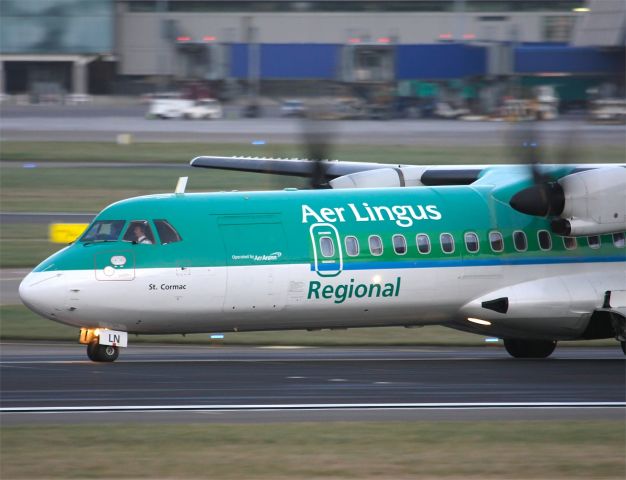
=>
[563,236,577,250]
[489,231,504,252]
[464,232,479,253]
[613,232,625,248]
[154,219,182,245]
[80,220,125,243]
[123,220,155,244]
[369,235,383,256]
[345,236,359,256]
[538,230,552,251]
[440,233,455,254]
[588,236,601,249]
[513,231,527,252]
[320,237,334,257]
[416,234,431,254]
[393,234,407,255]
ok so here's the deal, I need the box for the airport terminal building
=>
[0,0,624,108]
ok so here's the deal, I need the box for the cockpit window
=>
[154,219,182,244]
[123,220,155,244]
[80,220,125,243]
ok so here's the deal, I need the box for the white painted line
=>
[0,357,491,365]
[259,346,310,350]
[1,402,624,414]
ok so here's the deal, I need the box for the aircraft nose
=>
[19,271,66,318]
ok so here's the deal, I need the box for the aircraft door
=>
[310,223,343,277]
[218,214,288,312]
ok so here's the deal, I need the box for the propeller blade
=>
[301,107,336,189]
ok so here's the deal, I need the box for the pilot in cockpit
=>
[122,221,154,244]
[133,224,153,244]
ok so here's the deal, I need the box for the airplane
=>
[18,155,626,362]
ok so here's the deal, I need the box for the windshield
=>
[80,220,125,243]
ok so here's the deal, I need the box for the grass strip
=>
[2,421,624,479]
[2,141,624,165]
[0,224,60,268]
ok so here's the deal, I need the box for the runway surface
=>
[1,343,624,423]
[2,109,624,146]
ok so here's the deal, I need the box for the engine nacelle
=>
[459,275,601,339]
[329,166,427,189]
[556,167,626,236]
[510,166,626,237]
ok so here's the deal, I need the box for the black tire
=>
[504,338,557,358]
[86,341,119,362]
[86,341,99,361]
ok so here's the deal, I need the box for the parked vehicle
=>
[182,99,223,120]
[434,102,470,119]
[281,99,306,117]
[589,98,626,123]
[147,98,222,119]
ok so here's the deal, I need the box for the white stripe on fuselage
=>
[20,261,624,338]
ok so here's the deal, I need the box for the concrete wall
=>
[117,10,562,75]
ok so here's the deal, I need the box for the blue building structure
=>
[228,42,622,81]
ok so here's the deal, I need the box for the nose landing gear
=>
[80,328,127,362]
[86,341,119,362]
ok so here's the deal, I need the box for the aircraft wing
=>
[191,156,625,188]
[190,155,483,186]
[191,155,386,178]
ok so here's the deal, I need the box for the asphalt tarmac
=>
[1,104,624,146]
[1,343,624,424]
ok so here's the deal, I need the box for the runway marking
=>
[2,353,623,365]
[0,357,509,365]
[259,346,310,350]
[1,402,624,414]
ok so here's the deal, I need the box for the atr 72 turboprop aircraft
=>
[19,156,626,362]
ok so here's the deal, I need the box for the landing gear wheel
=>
[86,341,119,362]
[504,339,556,358]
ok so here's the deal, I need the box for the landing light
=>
[573,7,590,12]
[467,317,492,326]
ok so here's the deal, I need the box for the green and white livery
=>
[19,157,626,362]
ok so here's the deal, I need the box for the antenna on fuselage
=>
[175,177,188,194]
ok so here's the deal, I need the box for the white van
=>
[148,98,222,120]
